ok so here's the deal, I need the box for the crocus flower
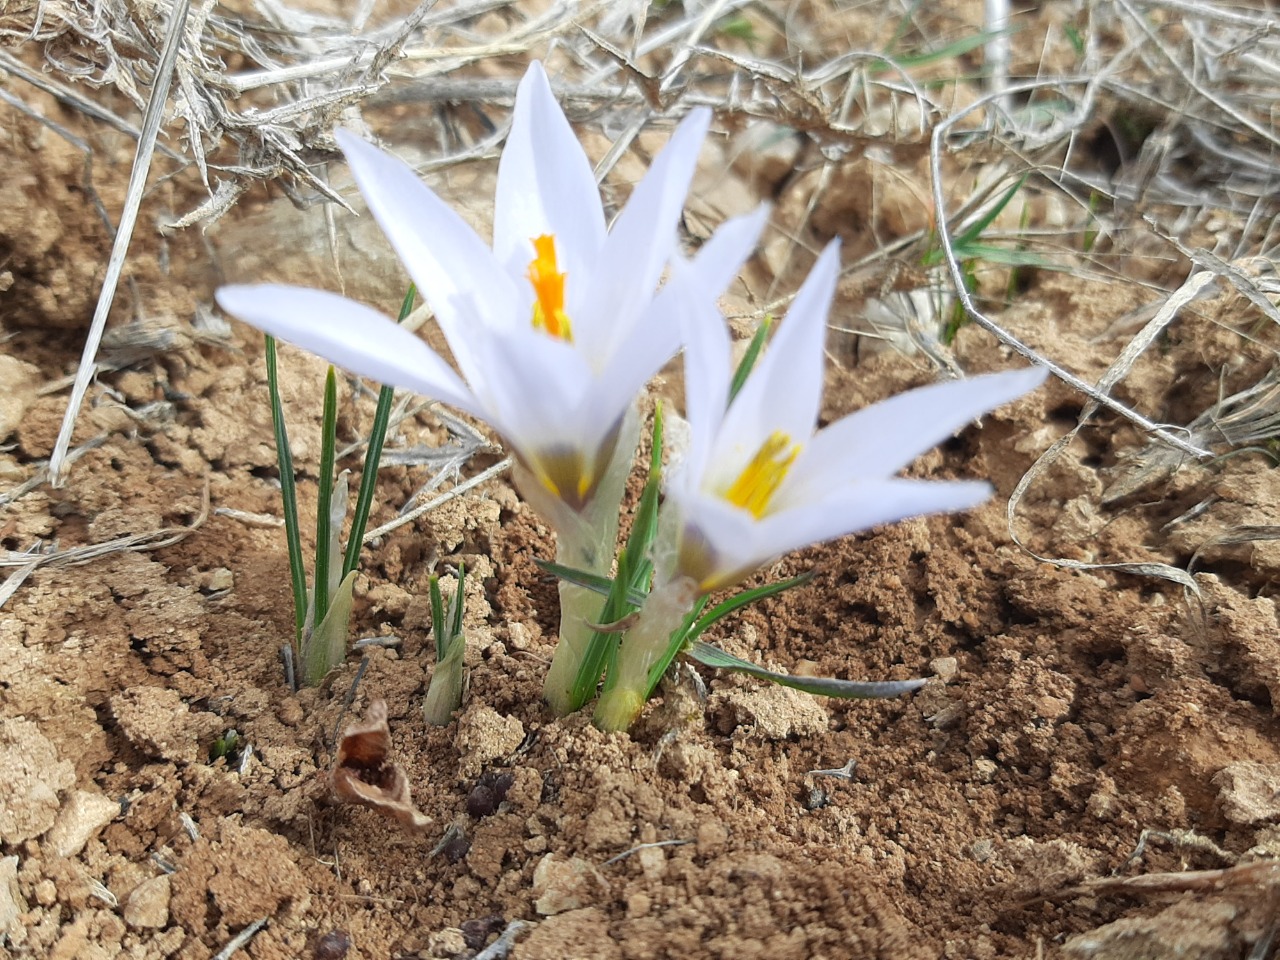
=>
[665,241,1048,594]
[217,60,719,512]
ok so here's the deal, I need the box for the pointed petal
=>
[216,284,482,416]
[780,366,1047,505]
[679,477,993,590]
[751,478,993,565]
[577,108,711,361]
[685,204,771,297]
[493,61,607,285]
[665,265,732,484]
[707,241,840,487]
[334,129,518,379]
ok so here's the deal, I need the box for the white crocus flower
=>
[595,241,1047,730]
[666,240,1048,594]
[216,60,715,512]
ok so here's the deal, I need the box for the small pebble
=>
[466,770,516,819]
[441,833,470,863]
[312,929,351,959]
[460,915,505,949]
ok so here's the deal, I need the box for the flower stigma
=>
[526,235,573,342]
[721,431,801,519]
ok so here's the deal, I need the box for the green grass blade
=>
[687,641,928,699]
[954,175,1028,249]
[342,285,415,578]
[535,560,635,602]
[729,318,772,404]
[313,366,339,627]
[448,563,467,642]
[429,574,446,662]
[265,335,307,642]
[685,573,815,644]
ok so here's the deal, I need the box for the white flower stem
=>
[515,405,641,716]
[594,574,699,732]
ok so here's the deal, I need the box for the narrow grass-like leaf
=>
[343,285,415,578]
[728,317,772,404]
[534,560,639,602]
[429,574,447,662]
[954,176,1027,250]
[448,563,467,642]
[684,573,813,644]
[687,641,928,699]
[424,563,468,725]
[265,334,307,642]
[313,366,339,626]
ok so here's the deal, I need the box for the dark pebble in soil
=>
[312,929,351,959]
[467,770,516,818]
[460,915,506,949]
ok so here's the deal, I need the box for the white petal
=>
[780,366,1047,506]
[679,477,993,589]
[666,265,732,485]
[707,241,840,487]
[216,284,482,416]
[493,62,607,287]
[684,204,771,297]
[577,108,711,362]
[334,129,518,380]
[750,478,994,565]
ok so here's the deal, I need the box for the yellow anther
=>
[526,234,573,342]
[722,431,800,519]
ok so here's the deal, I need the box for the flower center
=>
[526,234,573,342]
[721,431,801,519]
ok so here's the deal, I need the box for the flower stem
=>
[594,574,699,731]
[518,405,640,716]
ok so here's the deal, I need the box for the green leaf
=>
[954,176,1027,250]
[535,560,640,603]
[343,285,415,578]
[729,317,772,404]
[265,335,307,642]
[429,574,447,662]
[686,641,928,699]
[313,366,339,626]
[301,569,356,686]
[684,573,814,645]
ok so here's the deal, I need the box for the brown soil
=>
[5,9,1280,960]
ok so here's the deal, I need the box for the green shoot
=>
[265,335,306,642]
[423,564,468,725]
[264,287,415,687]
[729,318,772,404]
[343,285,415,578]
[312,366,339,625]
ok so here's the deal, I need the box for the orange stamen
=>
[526,235,573,341]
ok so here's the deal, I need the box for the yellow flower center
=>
[526,234,573,342]
[721,431,801,519]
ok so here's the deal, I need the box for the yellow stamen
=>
[526,234,573,342]
[722,431,800,519]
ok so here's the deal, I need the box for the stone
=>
[532,855,607,916]
[123,874,171,929]
[45,790,119,858]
